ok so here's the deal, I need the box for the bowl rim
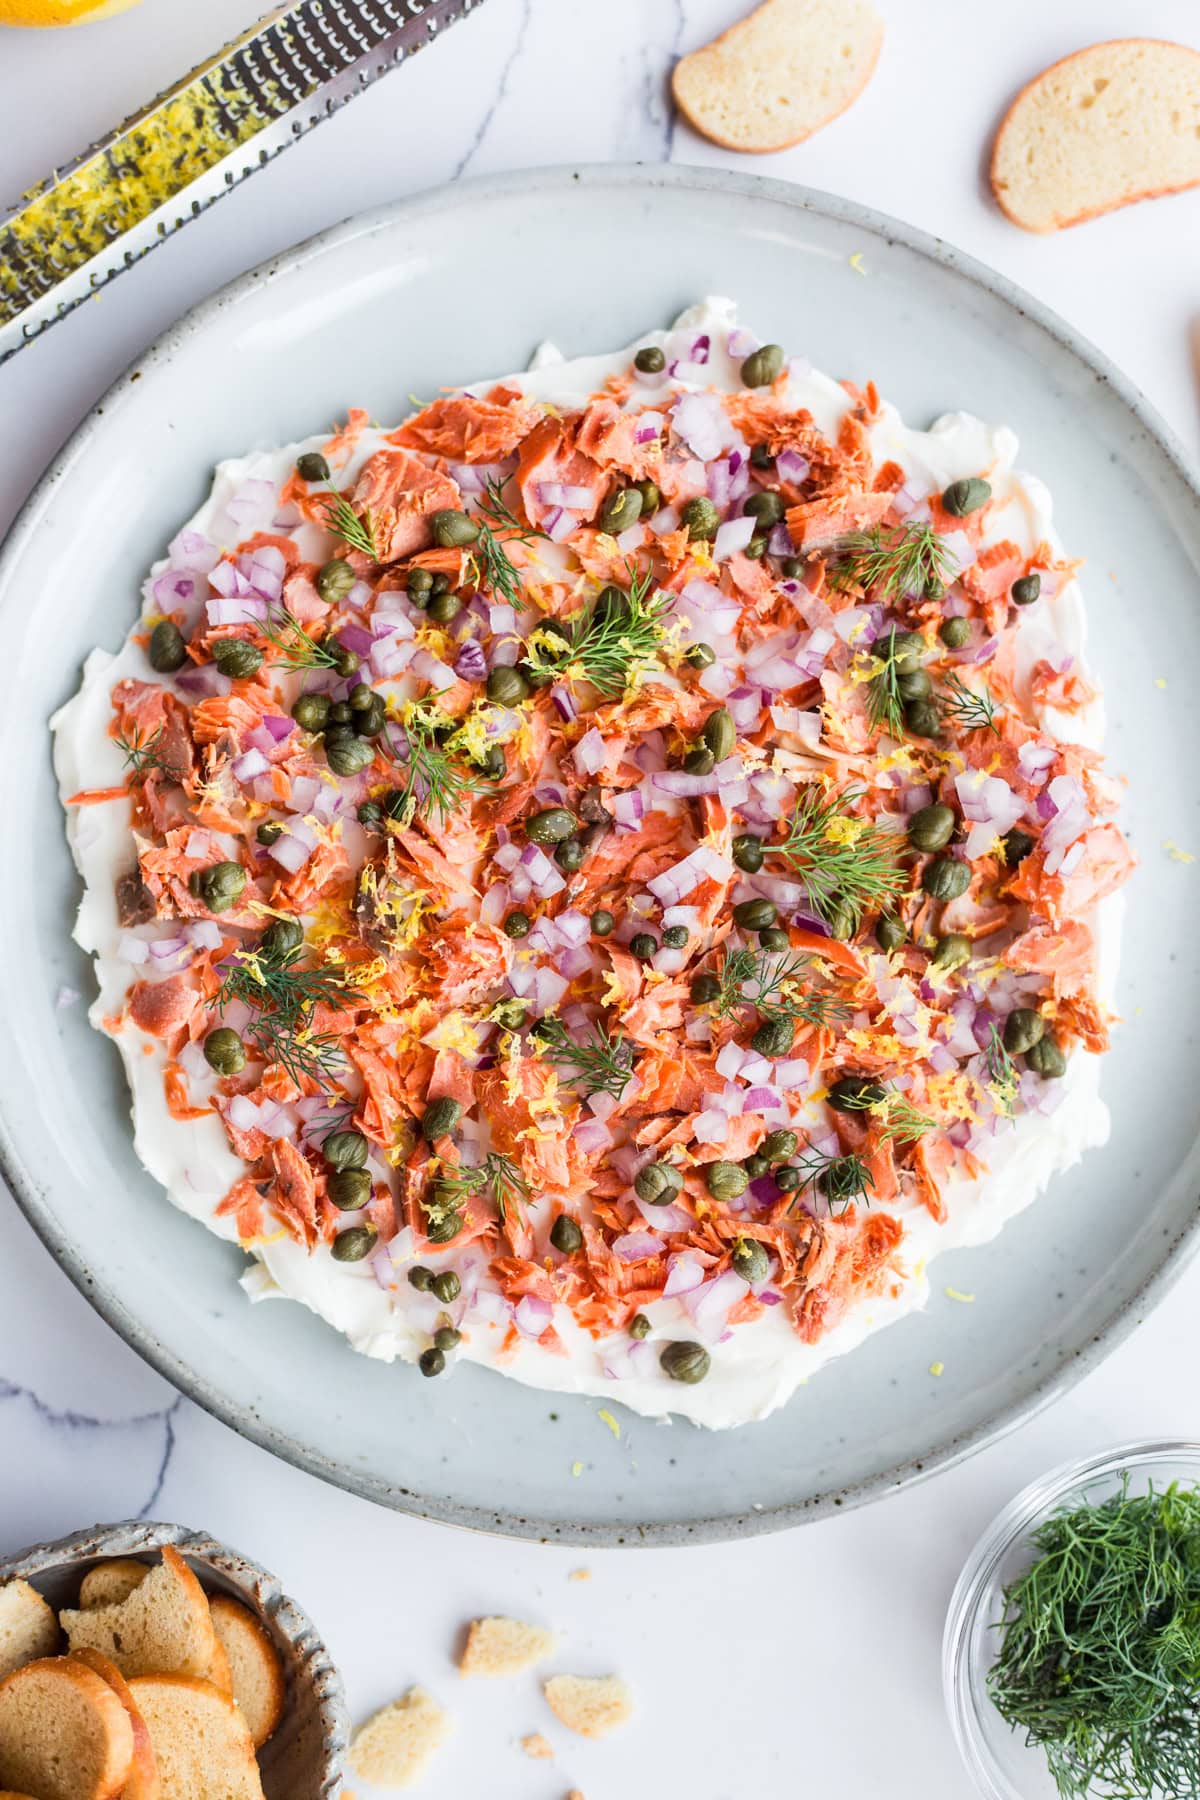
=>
[0,1517,349,1795]
[942,1438,1200,1799]
[3,162,1200,1543]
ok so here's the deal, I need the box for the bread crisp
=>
[459,1616,558,1679]
[543,1673,633,1739]
[672,0,883,153]
[60,1548,219,1686]
[349,1686,451,1788]
[0,1657,134,1800]
[991,38,1200,232]
[0,1581,59,1682]
[208,1596,284,1749]
[69,1651,160,1800]
[127,1675,264,1800]
[77,1561,149,1612]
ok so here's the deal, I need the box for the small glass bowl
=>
[943,1439,1200,1800]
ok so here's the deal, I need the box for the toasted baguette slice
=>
[208,1597,284,1749]
[459,1616,558,1678]
[127,1676,263,1800]
[78,1561,149,1612]
[0,1790,42,1797]
[349,1687,451,1787]
[991,38,1200,231]
[0,1657,134,1800]
[60,1548,218,1685]
[70,1651,160,1800]
[0,1581,59,1682]
[543,1673,633,1739]
[672,0,883,153]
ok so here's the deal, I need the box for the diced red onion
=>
[183,919,223,950]
[455,641,488,683]
[168,529,221,573]
[776,448,810,485]
[611,790,645,832]
[337,623,375,657]
[117,931,150,965]
[175,664,230,700]
[726,326,759,359]
[410,647,456,691]
[714,516,756,561]
[649,505,680,537]
[225,478,276,525]
[550,683,578,723]
[232,747,269,784]
[574,1117,615,1156]
[573,727,606,777]
[663,1251,706,1298]
[612,1231,662,1262]
[672,392,736,462]
[514,1294,553,1338]
[206,595,268,627]
[635,411,664,443]
[268,832,313,873]
[742,1085,783,1113]
[939,529,976,576]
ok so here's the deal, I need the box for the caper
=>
[428,592,461,625]
[732,834,764,874]
[922,856,971,902]
[634,345,666,374]
[148,619,187,673]
[260,917,303,961]
[256,820,284,846]
[826,898,857,941]
[877,629,926,671]
[329,702,353,725]
[1003,1008,1046,1055]
[330,648,357,677]
[292,692,331,732]
[422,1097,463,1142]
[426,1212,463,1245]
[419,1347,446,1377]
[685,642,716,670]
[316,558,356,605]
[296,451,330,482]
[661,1340,711,1384]
[941,477,992,517]
[828,1075,886,1113]
[774,1165,801,1193]
[908,803,956,853]
[635,1162,684,1205]
[743,489,785,528]
[680,496,720,541]
[355,695,387,737]
[326,734,375,776]
[329,1168,372,1211]
[479,746,506,780]
[905,699,943,739]
[192,860,246,914]
[781,557,804,578]
[550,1214,583,1254]
[332,1225,377,1263]
[324,1128,368,1172]
[741,343,785,388]
[876,915,906,952]
[407,567,433,602]
[743,1154,769,1181]
[408,1265,433,1291]
[487,665,529,705]
[431,1269,461,1302]
[491,998,528,1031]
[752,1017,794,1057]
[745,534,767,560]
[762,1129,798,1163]
[683,747,716,776]
[1012,573,1041,607]
[939,616,972,649]
[630,932,657,961]
[590,909,615,937]
[556,838,585,873]
[430,508,480,548]
[661,925,690,949]
[357,800,383,829]
[759,927,790,953]
[1000,827,1036,866]
[526,807,578,845]
[634,479,660,516]
[706,1161,748,1201]
[629,1312,651,1339]
[203,1028,246,1075]
[504,911,531,939]
[690,973,721,1005]
[733,898,776,932]
[1026,1034,1067,1079]
[731,1238,770,1285]
[897,668,932,702]
[703,708,736,762]
[431,573,451,597]
[932,933,971,972]
[599,488,644,534]
[750,443,773,469]
[213,637,263,679]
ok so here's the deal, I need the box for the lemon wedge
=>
[1,0,142,24]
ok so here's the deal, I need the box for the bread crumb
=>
[349,1686,451,1787]
[521,1732,554,1760]
[568,1568,591,1583]
[544,1673,633,1739]
[460,1616,558,1678]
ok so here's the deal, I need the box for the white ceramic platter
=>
[3,166,1198,1543]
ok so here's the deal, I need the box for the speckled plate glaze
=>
[2,167,1199,1544]
[0,1520,348,1795]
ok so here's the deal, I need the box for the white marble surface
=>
[2,2,1199,1795]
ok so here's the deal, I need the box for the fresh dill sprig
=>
[987,1477,1200,1800]
[836,1087,936,1144]
[939,671,999,735]
[828,522,954,604]
[865,625,908,739]
[260,605,345,674]
[116,725,181,783]
[217,947,357,1090]
[534,1017,635,1100]
[793,1144,875,1215]
[380,711,490,826]
[771,785,906,932]
[526,563,672,698]
[709,948,852,1032]
[429,1151,529,1224]
[468,476,547,610]
[984,1023,1018,1119]
[319,489,378,561]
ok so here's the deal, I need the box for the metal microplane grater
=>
[0,0,484,366]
